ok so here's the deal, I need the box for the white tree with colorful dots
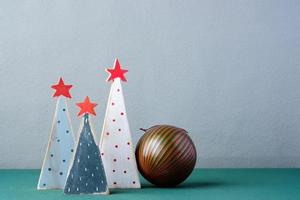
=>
[37,78,75,189]
[99,59,141,189]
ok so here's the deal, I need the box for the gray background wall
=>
[0,0,299,168]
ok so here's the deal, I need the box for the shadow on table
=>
[135,181,236,190]
[110,181,235,195]
[141,181,232,189]
[110,180,238,194]
[178,181,232,189]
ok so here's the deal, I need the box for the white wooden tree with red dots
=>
[99,59,141,189]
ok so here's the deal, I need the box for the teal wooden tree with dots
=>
[64,96,109,195]
[37,78,75,189]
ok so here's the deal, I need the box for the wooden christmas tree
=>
[37,78,75,189]
[64,96,109,195]
[99,59,141,189]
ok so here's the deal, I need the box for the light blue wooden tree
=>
[37,78,75,189]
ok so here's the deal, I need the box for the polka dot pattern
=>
[37,97,75,190]
[64,113,108,194]
[100,78,141,188]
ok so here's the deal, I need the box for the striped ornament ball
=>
[135,125,197,187]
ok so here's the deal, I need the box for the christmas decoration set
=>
[37,59,197,195]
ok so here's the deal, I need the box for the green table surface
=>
[0,169,299,200]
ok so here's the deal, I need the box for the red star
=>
[76,96,98,116]
[51,77,72,98]
[106,58,128,82]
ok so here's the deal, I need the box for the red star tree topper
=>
[51,77,73,98]
[106,58,128,82]
[76,96,98,116]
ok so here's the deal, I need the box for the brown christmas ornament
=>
[135,125,197,187]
